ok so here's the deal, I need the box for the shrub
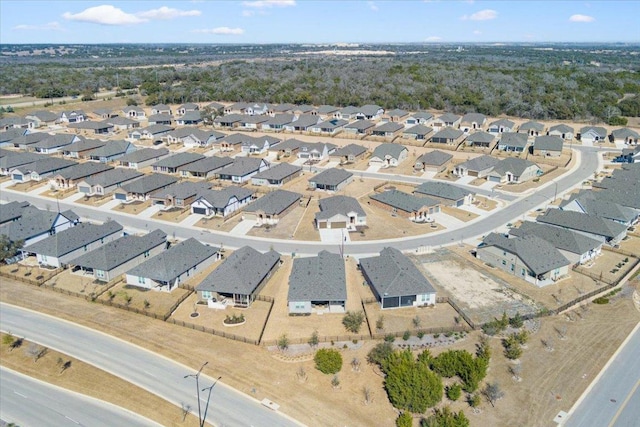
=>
[384,334,396,343]
[403,330,411,341]
[468,393,481,408]
[396,412,412,427]
[446,383,462,401]
[314,348,343,374]
[509,312,524,328]
[593,297,609,305]
[422,407,470,427]
[342,311,365,333]
[308,330,319,348]
[417,331,425,339]
[384,350,443,413]
[367,342,394,367]
[376,315,385,331]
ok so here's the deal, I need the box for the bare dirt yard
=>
[246,205,310,240]
[74,194,114,207]
[97,281,191,318]
[42,268,110,297]
[112,200,151,215]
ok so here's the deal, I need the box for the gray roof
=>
[331,143,367,158]
[559,192,638,224]
[537,209,628,240]
[373,122,404,133]
[0,128,28,143]
[178,156,233,174]
[206,102,224,111]
[196,187,254,209]
[219,133,252,146]
[179,103,199,111]
[18,157,77,175]
[121,173,179,195]
[122,106,144,114]
[93,108,113,116]
[416,150,453,166]
[147,114,173,123]
[344,120,375,131]
[214,114,244,124]
[252,162,301,181]
[414,181,472,201]
[490,158,540,177]
[88,140,132,158]
[245,189,301,215]
[465,131,495,144]
[54,162,113,180]
[119,147,169,164]
[150,181,212,201]
[460,113,486,124]
[24,221,123,257]
[152,152,204,168]
[358,105,383,116]
[288,114,319,128]
[31,134,77,150]
[152,104,171,112]
[360,247,436,298]
[489,118,515,128]
[196,246,280,294]
[142,124,174,135]
[217,157,267,177]
[314,119,349,130]
[534,135,563,151]
[70,229,167,271]
[549,124,574,134]
[386,109,409,117]
[592,188,640,210]
[432,127,464,140]
[580,126,607,137]
[288,251,346,302]
[372,143,407,160]
[519,121,545,132]
[26,111,58,122]
[240,115,270,125]
[9,132,49,146]
[263,114,295,126]
[84,168,143,187]
[338,106,359,115]
[272,103,296,113]
[457,154,500,172]
[316,105,340,114]
[0,152,44,170]
[127,238,218,283]
[611,128,640,139]
[499,132,528,148]
[271,138,305,152]
[438,113,460,123]
[410,112,433,120]
[510,221,602,256]
[370,189,440,213]
[0,201,30,225]
[67,121,113,131]
[63,138,107,154]
[107,117,137,126]
[481,233,570,275]
[0,207,77,242]
[316,195,365,221]
[309,168,353,186]
[403,124,433,136]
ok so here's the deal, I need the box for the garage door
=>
[193,207,207,215]
[331,222,347,229]
[78,186,90,193]
[115,193,127,200]
[318,221,327,229]
[468,171,479,177]
[488,175,501,182]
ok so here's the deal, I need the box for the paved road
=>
[563,322,640,427]
[0,146,602,256]
[0,303,302,427]
[0,366,160,427]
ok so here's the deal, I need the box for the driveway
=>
[432,212,467,230]
[179,213,203,227]
[229,219,257,235]
[138,204,162,218]
[319,228,350,243]
[366,164,381,173]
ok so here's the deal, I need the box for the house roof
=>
[168,127,224,141]
[611,128,640,139]
[316,105,340,114]
[416,150,453,166]
[196,187,254,209]
[0,128,28,143]
[84,168,143,187]
[404,124,433,136]
[87,140,132,158]
[331,143,367,158]
[481,233,570,275]
[357,105,383,116]
[152,152,204,168]
[580,126,607,137]
[537,209,628,240]
[314,119,348,130]
[206,102,224,111]
[316,195,365,221]
[9,132,49,146]
[214,114,244,124]
[118,147,169,164]
[196,246,280,294]
[241,135,281,147]
[460,113,486,125]
[122,106,144,114]
[245,189,301,215]
[465,130,495,144]
[592,188,640,210]
[18,157,77,175]
[63,138,107,154]
[179,103,199,111]
[298,141,336,154]
[510,221,602,255]
[414,181,472,201]
[372,143,407,160]
[373,122,404,133]
[456,154,501,172]
[240,115,270,125]
[271,138,305,151]
[432,127,464,140]
[288,251,346,302]
[219,133,252,145]
[24,220,123,258]
[150,181,212,201]
[31,134,77,149]
[147,114,173,123]
[26,111,58,122]
[490,158,540,177]
[107,117,137,126]
[141,124,174,135]
[70,229,167,271]
[0,201,30,225]
[0,207,65,242]
[534,135,564,151]
[338,106,359,115]
[489,118,515,128]
[272,103,296,113]
[217,157,267,177]
[438,113,461,123]
[93,108,114,116]
[344,120,375,131]
[252,162,301,181]
[359,247,436,298]
[288,114,319,128]
[67,121,114,131]
[499,132,528,148]
[178,156,233,173]
[309,168,353,186]
[386,109,409,117]
[54,162,113,180]
[549,124,574,134]
[519,121,545,132]
[0,152,44,170]
[559,192,638,224]
[127,238,218,283]
[263,114,295,126]
[177,111,202,122]
[121,173,178,195]
[370,189,440,213]
[411,112,434,121]
[152,104,171,112]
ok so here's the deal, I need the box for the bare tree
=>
[25,343,47,362]
[296,366,307,383]
[363,387,373,405]
[509,363,522,382]
[351,357,361,372]
[483,382,505,407]
[60,360,72,374]
[542,337,555,352]
[555,325,568,340]
[180,402,192,422]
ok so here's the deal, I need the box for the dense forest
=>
[1,43,639,122]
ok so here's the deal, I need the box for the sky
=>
[1,1,639,44]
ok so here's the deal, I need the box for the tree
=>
[331,374,340,389]
[396,412,413,427]
[308,329,319,348]
[0,235,23,262]
[126,97,138,106]
[509,312,524,328]
[446,383,462,401]
[314,348,343,374]
[509,363,522,381]
[421,407,470,427]
[25,342,47,362]
[2,333,15,347]
[351,357,361,372]
[412,315,422,329]
[342,311,365,333]
[502,335,523,360]
[367,342,394,367]
[376,315,385,331]
[483,382,505,407]
[277,334,289,352]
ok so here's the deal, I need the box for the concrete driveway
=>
[229,219,257,235]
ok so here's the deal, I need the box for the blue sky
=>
[1,1,638,44]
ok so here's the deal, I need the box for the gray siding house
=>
[308,168,353,192]
[243,190,301,226]
[288,251,347,314]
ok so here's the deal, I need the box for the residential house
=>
[0,117,35,130]
[151,104,172,115]
[334,106,359,120]
[459,113,487,133]
[173,128,224,149]
[50,162,113,189]
[126,238,220,292]
[176,103,200,116]
[205,102,224,115]
[261,114,295,132]
[190,187,254,217]
[272,103,296,114]
[353,105,384,121]
[92,108,116,120]
[10,132,48,150]
[315,195,366,230]
[369,143,408,167]
[384,109,410,123]
[239,115,270,131]
[87,140,135,163]
[497,132,529,152]
[0,201,30,226]
[371,122,404,138]
[216,157,270,183]
[269,138,304,157]
[25,111,58,128]
[213,114,243,129]
[579,126,607,144]
[70,229,167,282]
[464,131,496,149]
[10,157,77,183]
[122,106,145,119]
[146,114,173,126]
[218,133,251,152]
[251,163,302,187]
[67,121,114,135]
[0,152,44,176]
[369,189,440,222]
[559,191,638,226]
[343,120,376,136]
[118,147,170,170]
[175,111,203,126]
[308,168,353,191]
[241,135,281,154]
[430,127,465,147]
[151,152,205,174]
[150,181,212,208]
[614,146,640,164]
[243,189,301,226]
[0,206,78,248]
[309,119,348,135]
[487,119,515,135]
[31,134,81,154]
[131,124,173,141]
[288,251,346,314]
[196,246,280,307]
[223,102,248,115]
[414,181,474,207]
[518,121,545,137]
[453,155,500,178]
[414,150,453,173]
[297,142,335,162]
[359,247,437,309]
[62,138,107,159]
[113,173,179,202]
[59,110,86,124]
[77,168,143,196]
[611,128,640,145]
[330,143,368,164]
[547,124,575,141]
[178,156,233,179]
[432,113,461,129]
[532,135,564,157]
[405,112,433,126]
[402,124,434,141]
[244,103,270,116]
[0,128,28,147]
[476,233,570,287]
[536,209,628,246]
[486,158,542,184]
[283,115,321,132]
[311,105,338,120]
[108,116,140,131]
[23,220,123,268]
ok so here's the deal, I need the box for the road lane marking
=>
[607,379,640,427]
[143,370,157,378]
[13,391,27,398]
[65,415,80,424]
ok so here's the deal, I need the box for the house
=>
[241,135,281,154]
[308,168,353,191]
[151,152,205,174]
[126,238,220,292]
[465,131,496,149]
[146,114,173,126]
[87,140,135,163]
[359,247,436,309]
[371,122,404,138]
[178,156,233,179]
[611,128,640,145]
[476,233,570,287]
[0,206,78,248]
[224,102,248,115]
[536,209,628,246]
[62,138,107,159]
[0,152,44,176]
[272,103,296,114]
[297,142,335,161]
[414,150,453,172]
[315,195,366,230]
[330,143,368,164]
[216,157,270,183]
[0,128,28,147]
[384,109,410,123]
[10,157,77,183]
[614,146,640,164]
[176,103,200,116]
[196,246,280,307]
[261,114,295,132]
[25,111,58,128]
[213,114,243,129]
[509,221,603,265]
[487,119,515,135]
[547,124,575,141]
[151,104,172,115]
[432,113,461,129]
[402,124,433,141]
[370,189,440,222]
[251,163,302,187]
[165,127,223,147]
[579,126,607,144]
[50,162,113,189]
[283,115,320,132]
[92,108,116,120]
[59,110,86,123]
[31,134,81,154]
[190,186,254,217]
[314,105,340,120]
[239,115,270,130]
[269,138,304,157]
[243,189,301,226]
[23,220,123,268]
[497,132,529,152]
[0,201,30,226]
[113,173,179,202]
[532,135,564,157]
[405,112,433,126]
[414,181,474,207]
[0,117,35,130]
[430,127,465,147]
[218,133,252,152]
[244,103,270,116]
[459,113,487,133]
[205,102,224,114]
[369,143,408,167]
[67,121,114,135]
[453,154,500,178]
[518,121,545,137]
[559,191,638,226]
[77,168,143,196]
[132,124,173,141]
[10,132,48,150]
[122,106,145,119]
[70,229,167,282]
[309,119,348,135]
[107,116,140,131]
[334,106,359,120]
[486,158,542,184]
[150,181,212,208]
[175,111,203,126]
[118,147,170,170]
[354,105,384,121]
[343,120,376,136]
[288,251,346,314]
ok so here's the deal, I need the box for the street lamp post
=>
[184,361,208,427]
[200,376,223,427]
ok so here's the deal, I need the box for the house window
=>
[510,264,515,272]
[501,260,506,266]
[41,255,47,262]
[137,276,145,284]
[201,291,212,300]
[521,268,526,276]
[295,303,305,310]
[144,250,150,258]
[96,270,105,279]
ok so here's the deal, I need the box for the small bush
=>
[434,333,440,339]
[417,331,425,339]
[593,297,609,305]
[342,311,365,333]
[314,348,343,374]
[509,312,524,328]
[396,412,412,427]
[384,334,396,343]
[403,330,411,341]
[446,383,462,401]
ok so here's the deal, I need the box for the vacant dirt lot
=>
[112,200,151,215]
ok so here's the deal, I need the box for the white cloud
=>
[473,30,482,35]
[193,27,245,35]
[569,14,595,22]
[461,9,498,21]
[242,10,256,16]
[13,21,65,31]
[368,2,379,11]
[63,5,146,25]
[137,7,201,20]
[242,0,296,8]
[425,36,442,42]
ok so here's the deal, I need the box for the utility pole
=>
[200,376,223,427]
[184,362,208,427]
